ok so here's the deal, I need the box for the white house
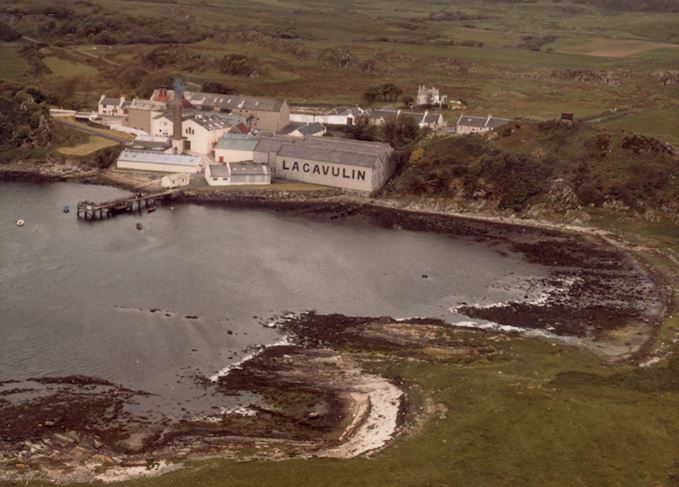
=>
[116,150,201,173]
[416,86,448,107]
[456,114,511,135]
[98,95,127,116]
[204,162,271,186]
[290,106,364,126]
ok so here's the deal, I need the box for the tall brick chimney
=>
[171,79,185,155]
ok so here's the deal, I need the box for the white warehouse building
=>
[116,150,201,174]
[214,134,394,192]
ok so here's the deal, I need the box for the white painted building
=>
[98,95,126,116]
[213,134,394,192]
[150,112,246,155]
[204,162,271,186]
[161,173,191,188]
[416,86,447,107]
[116,150,201,174]
[274,138,393,192]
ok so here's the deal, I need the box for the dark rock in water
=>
[422,274,429,279]
[227,330,233,335]
[185,315,198,320]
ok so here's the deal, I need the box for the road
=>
[54,119,130,144]
[22,35,122,67]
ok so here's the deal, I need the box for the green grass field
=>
[4,0,678,140]
[56,135,118,156]
[43,56,98,77]
[0,43,28,81]
[601,106,679,144]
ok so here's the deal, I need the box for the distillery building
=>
[213,133,394,192]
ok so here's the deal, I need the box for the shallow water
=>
[0,182,550,417]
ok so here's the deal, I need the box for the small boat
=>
[147,207,157,214]
[136,222,143,230]
[16,219,25,227]
[63,205,70,214]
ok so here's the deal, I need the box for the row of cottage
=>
[100,88,510,193]
[99,90,509,140]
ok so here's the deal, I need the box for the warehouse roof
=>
[254,135,293,153]
[277,137,392,169]
[209,164,230,177]
[216,133,260,151]
[229,162,269,176]
[118,150,200,167]
[190,112,245,131]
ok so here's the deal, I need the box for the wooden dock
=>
[76,190,179,220]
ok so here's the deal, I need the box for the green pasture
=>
[43,56,98,77]
[600,106,679,145]
[0,44,28,81]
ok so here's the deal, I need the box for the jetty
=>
[76,190,179,220]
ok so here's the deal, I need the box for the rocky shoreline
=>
[0,162,674,484]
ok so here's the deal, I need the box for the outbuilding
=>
[204,162,271,186]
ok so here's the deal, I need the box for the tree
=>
[348,117,378,141]
[202,81,235,94]
[363,83,403,103]
[380,115,420,148]
[0,22,22,42]
[402,95,415,108]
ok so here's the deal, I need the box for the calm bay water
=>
[0,182,549,417]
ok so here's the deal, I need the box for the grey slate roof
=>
[279,122,326,136]
[297,123,326,136]
[216,133,260,151]
[276,136,392,169]
[457,114,511,130]
[155,90,286,113]
[190,112,245,131]
[367,109,442,126]
[209,164,230,177]
[254,136,293,153]
[485,117,511,129]
[129,98,166,111]
[101,96,123,106]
